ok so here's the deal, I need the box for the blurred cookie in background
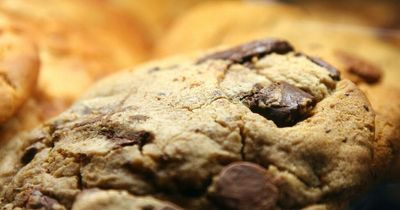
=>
[156,1,305,57]
[156,0,400,179]
[0,14,39,125]
[0,0,150,118]
[287,0,400,30]
[0,0,151,151]
[0,0,147,116]
[104,0,239,42]
[286,0,400,47]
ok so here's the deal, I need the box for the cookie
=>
[155,1,400,176]
[0,14,39,124]
[0,39,375,209]
[289,0,400,30]
[103,0,240,41]
[358,84,400,177]
[0,0,150,116]
[0,0,150,152]
[156,1,305,57]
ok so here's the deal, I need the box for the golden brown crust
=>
[0,15,39,124]
[359,84,400,177]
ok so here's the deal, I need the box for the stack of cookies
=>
[0,1,399,210]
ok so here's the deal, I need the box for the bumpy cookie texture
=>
[156,1,400,177]
[0,40,375,210]
[72,189,183,210]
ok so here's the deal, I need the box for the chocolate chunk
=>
[197,39,294,64]
[130,115,150,122]
[336,51,382,84]
[21,142,46,164]
[142,205,155,210]
[21,147,38,165]
[148,67,160,73]
[208,162,278,210]
[242,82,316,127]
[303,55,341,81]
[99,127,154,149]
[26,190,60,210]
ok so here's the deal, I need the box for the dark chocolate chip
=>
[129,115,150,122]
[157,208,173,210]
[142,205,155,210]
[100,128,154,149]
[21,142,45,164]
[336,51,382,84]
[148,67,160,73]
[242,82,316,127]
[197,39,294,64]
[21,147,38,165]
[305,55,341,81]
[208,162,278,210]
[363,105,370,112]
[26,190,60,210]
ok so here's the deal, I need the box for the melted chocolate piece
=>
[209,162,278,210]
[242,82,316,127]
[308,56,341,81]
[336,51,382,84]
[20,142,46,164]
[99,127,154,149]
[197,39,294,64]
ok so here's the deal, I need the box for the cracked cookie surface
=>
[0,39,374,210]
[155,1,400,178]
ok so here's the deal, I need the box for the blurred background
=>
[0,0,398,209]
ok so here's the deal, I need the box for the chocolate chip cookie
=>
[156,1,400,176]
[0,14,39,124]
[0,40,375,210]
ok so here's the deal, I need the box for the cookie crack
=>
[238,124,246,161]
[175,96,230,113]
[0,72,16,89]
